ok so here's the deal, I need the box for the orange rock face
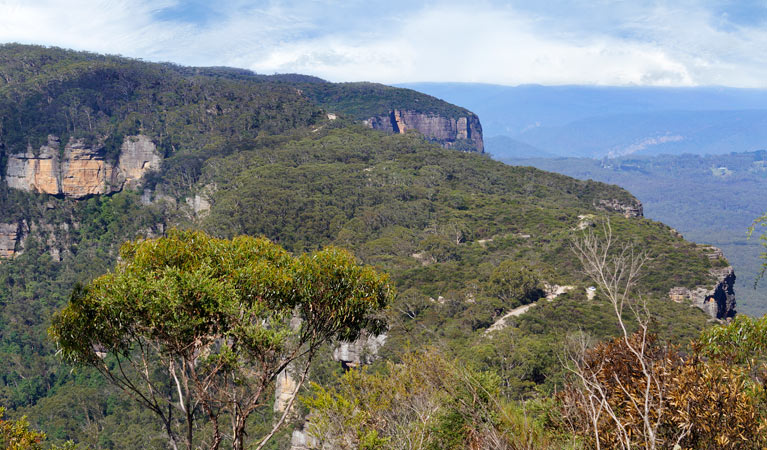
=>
[31,157,60,194]
[364,110,484,152]
[5,135,161,198]
[6,136,61,194]
[60,144,114,197]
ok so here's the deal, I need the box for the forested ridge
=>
[0,45,759,449]
[512,152,767,315]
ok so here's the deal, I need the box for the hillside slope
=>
[0,46,730,448]
[510,152,767,315]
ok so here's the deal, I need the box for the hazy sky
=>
[1,0,766,87]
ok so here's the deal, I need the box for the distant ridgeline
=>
[0,44,482,181]
[0,44,736,448]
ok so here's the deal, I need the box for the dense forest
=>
[0,45,763,449]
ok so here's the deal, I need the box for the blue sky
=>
[1,0,766,87]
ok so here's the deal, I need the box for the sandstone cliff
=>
[364,109,484,152]
[5,134,161,198]
[273,367,299,414]
[0,220,75,261]
[669,262,736,319]
[0,222,22,258]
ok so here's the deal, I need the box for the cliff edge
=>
[364,109,484,152]
[669,246,736,319]
[5,134,161,198]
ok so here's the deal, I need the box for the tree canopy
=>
[49,229,392,449]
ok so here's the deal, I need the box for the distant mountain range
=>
[399,83,767,159]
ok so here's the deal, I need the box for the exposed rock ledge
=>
[5,134,161,198]
[0,222,23,258]
[669,265,736,319]
[364,109,484,153]
[332,333,387,369]
[0,221,76,262]
[273,333,387,412]
[595,198,644,218]
[284,333,387,450]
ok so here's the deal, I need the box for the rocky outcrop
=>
[0,220,73,261]
[273,367,299,413]
[5,134,161,198]
[116,135,163,190]
[669,266,736,319]
[0,220,77,261]
[60,139,114,197]
[364,110,484,152]
[0,222,22,258]
[289,427,316,450]
[6,137,61,194]
[595,198,644,218]
[273,315,305,415]
[285,333,387,450]
[332,333,387,369]
[698,245,725,261]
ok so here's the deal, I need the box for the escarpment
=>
[669,247,736,319]
[0,220,73,261]
[364,109,484,152]
[5,134,161,198]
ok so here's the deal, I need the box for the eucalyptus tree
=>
[50,229,391,450]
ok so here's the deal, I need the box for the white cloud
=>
[0,0,766,87]
[240,6,696,86]
[0,0,190,61]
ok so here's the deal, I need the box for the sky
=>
[1,0,767,87]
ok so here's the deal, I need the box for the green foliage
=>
[749,211,767,287]
[299,81,472,120]
[518,151,767,315]
[199,126,716,398]
[0,407,46,450]
[488,260,545,307]
[0,45,731,448]
[698,314,767,370]
[303,349,575,450]
[49,229,392,449]
[0,407,78,450]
